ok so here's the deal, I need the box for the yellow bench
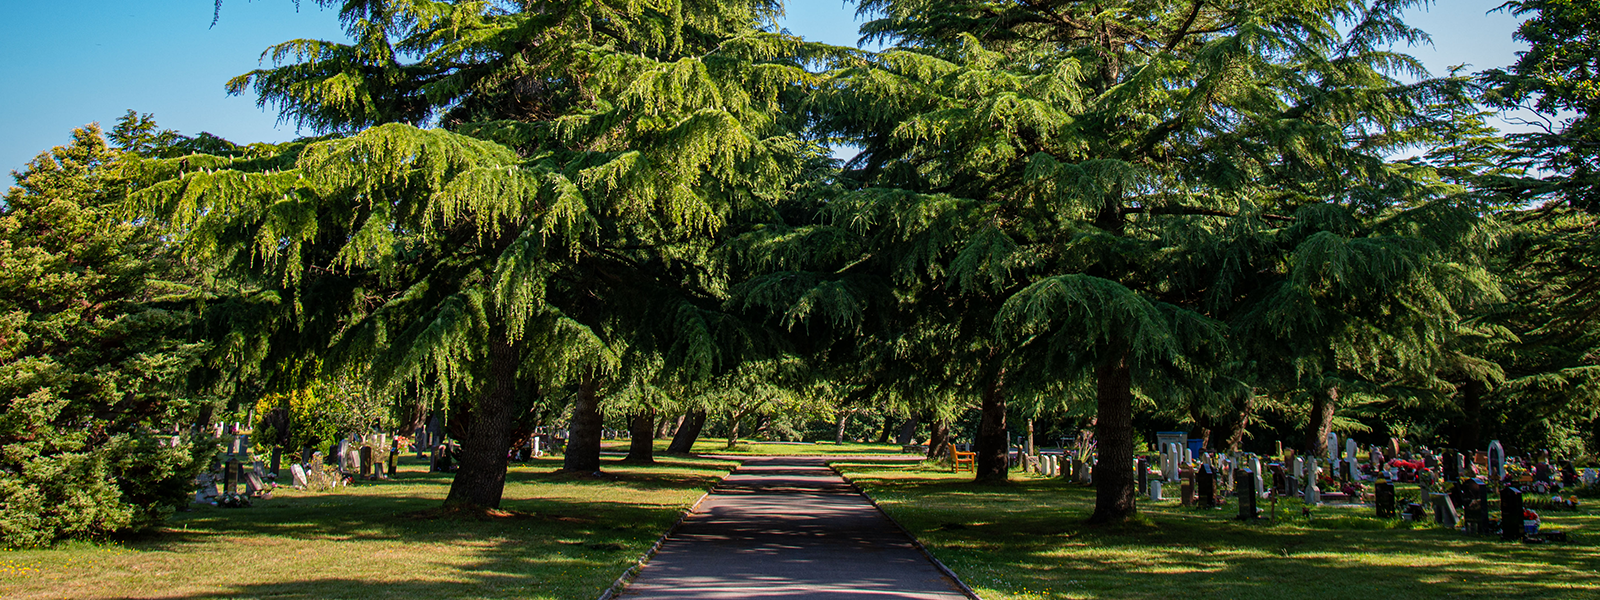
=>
[951,447,976,472]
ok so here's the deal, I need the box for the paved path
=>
[620,456,971,600]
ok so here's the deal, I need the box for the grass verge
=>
[834,461,1600,600]
[0,455,736,600]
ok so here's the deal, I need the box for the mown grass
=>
[834,461,1600,600]
[601,439,910,456]
[0,455,736,600]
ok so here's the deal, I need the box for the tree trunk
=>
[667,410,705,454]
[875,415,894,444]
[657,414,678,439]
[974,369,1009,482]
[1455,379,1484,450]
[624,407,655,464]
[1025,419,1035,456]
[1090,352,1137,523]
[1222,394,1255,454]
[726,412,743,448]
[1304,386,1338,458]
[835,410,852,444]
[927,419,951,461]
[562,371,604,472]
[894,416,920,446]
[443,335,521,509]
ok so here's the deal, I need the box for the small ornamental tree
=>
[0,121,212,547]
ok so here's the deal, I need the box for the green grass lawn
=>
[834,461,1600,600]
[0,455,736,600]
[600,439,911,456]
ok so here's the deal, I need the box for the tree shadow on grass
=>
[54,457,740,600]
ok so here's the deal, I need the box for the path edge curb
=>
[595,462,728,600]
[828,461,985,600]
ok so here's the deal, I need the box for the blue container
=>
[1187,439,1205,456]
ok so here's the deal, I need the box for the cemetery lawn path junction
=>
[618,456,973,600]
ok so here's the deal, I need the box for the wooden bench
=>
[951,447,976,472]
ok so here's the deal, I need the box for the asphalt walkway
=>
[619,456,971,599]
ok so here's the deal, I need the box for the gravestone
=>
[1274,440,1283,458]
[1305,458,1320,504]
[1271,464,1287,495]
[388,446,398,477]
[1443,450,1460,481]
[1376,481,1396,518]
[1466,484,1491,535]
[1077,458,1093,484]
[1180,470,1196,507]
[1326,432,1339,463]
[1250,456,1264,497]
[414,425,427,456]
[359,446,374,478]
[253,461,266,479]
[245,472,266,496]
[1287,475,1300,498]
[1292,457,1304,479]
[338,439,350,469]
[194,473,219,503]
[1198,465,1217,508]
[1236,471,1258,520]
[1150,479,1164,501]
[1501,487,1525,540]
[1345,438,1358,480]
[225,459,241,495]
[290,464,309,488]
[1137,457,1150,495]
[1488,441,1506,480]
[1434,493,1459,526]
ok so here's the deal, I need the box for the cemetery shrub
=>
[0,121,213,547]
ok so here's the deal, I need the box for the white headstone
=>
[1250,456,1264,497]
[1487,440,1506,479]
[1326,432,1338,463]
[1151,479,1163,501]
[1292,457,1304,479]
[532,437,542,457]
[1345,438,1358,465]
[290,463,309,488]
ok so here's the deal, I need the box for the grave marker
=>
[1376,481,1396,518]
[1236,471,1258,520]
[1501,487,1525,540]
[290,464,309,488]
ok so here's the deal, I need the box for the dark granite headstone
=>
[1376,481,1396,518]
[1137,457,1150,495]
[1434,494,1459,526]
[1198,465,1217,508]
[1443,450,1460,482]
[1236,471,1258,520]
[1501,487,1525,540]
[358,446,374,478]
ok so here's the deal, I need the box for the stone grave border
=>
[830,459,986,600]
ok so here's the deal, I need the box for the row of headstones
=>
[195,458,273,503]
[1022,451,1095,484]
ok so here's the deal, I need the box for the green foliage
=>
[0,120,214,547]
[1486,0,1600,213]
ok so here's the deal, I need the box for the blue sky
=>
[2,1,1531,175]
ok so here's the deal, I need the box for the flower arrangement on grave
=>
[300,463,351,492]
[214,492,252,509]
